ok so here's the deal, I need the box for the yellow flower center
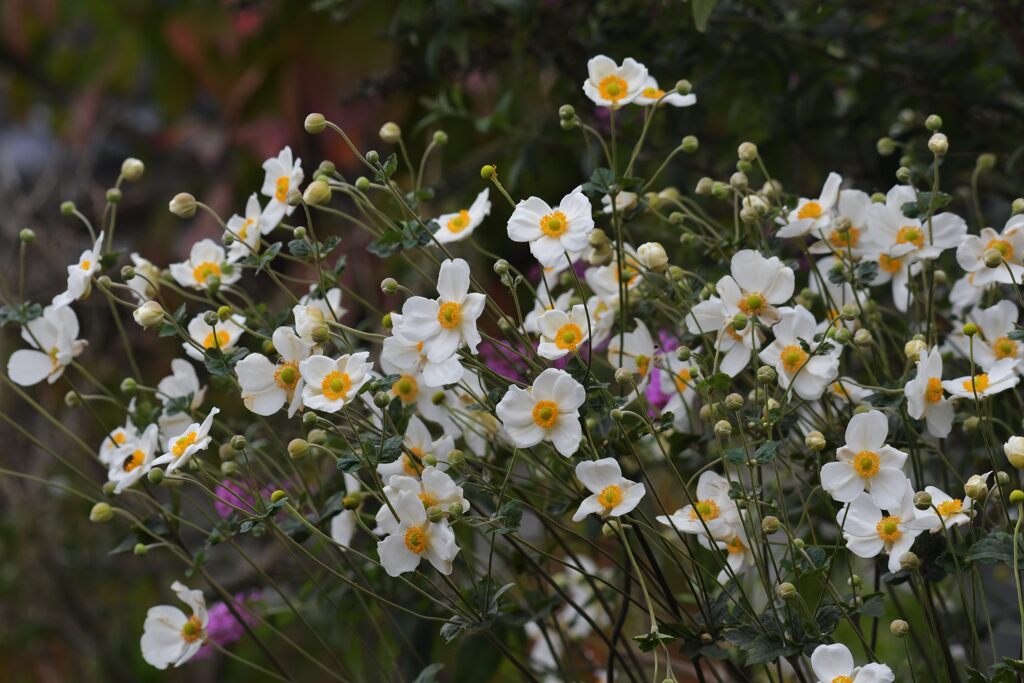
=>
[418,491,438,507]
[403,451,423,477]
[404,525,428,554]
[239,217,256,240]
[437,301,462,329]
[962,373,990,394]
[192,261,222,284]
[181,615,204,644]
[635,354,650,377]
[392,374,419,403]
[80,259,92,270]
[113,431,127,446]
[202,330,231,349]
[447,210,471,234]
[531,400,559,429]
[738,292,766,315]
[598,74,629,103]
[674,368,692,393]
[725,536,745,555]
[875,515,902,543]
[597,485,624,510]
[832,677,853,683]
[690,499,720,521]
[539,210,569,238]
[992,336,1018,360]
[122,449,146,472]
[797,201,823,220]
[986,238,1014,260]
[829,226,860,249]
[275,175,289,202]
[832,382,851,399]
[172,431,198,458]
[274,362,299,390]
[897,225,924,248]
[879,254,902,273]
[642,86,665,99]
[937,499,963,517]
[555,322,583,350]
[780,344,809,374]
[925,377,944,403]
[853,450,880,478]
[321,371,352,401]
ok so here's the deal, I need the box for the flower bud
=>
[133,300,165,328]
[355,177,371,192]
[737,142,758,162]
[895,166,911,183]
[725,393,744,411]
[899,551,920,571]
[695,177,713,195]
[229,435,246,451]
[1011,489,1024,505]
[302,180,331,206]
[318,160,336,175]
[965,474,989,500]
[202,311,218,327]
[558,104,575,120]
[614,368,634,384]
[848,574,862,587]
[928,132,948,156]
[343,494,361,510]
[602,521,619,538]
[493,259,510,276]
[890,619,910,637]
[1014,198,1024,215]
[711,181,730,199]
[904,339,927,361]
[480,165,496,180]
[427,506,445,523]
[432,130,448,146]
[373,391,391,408]
[761,516,780,533]
[103,188,122,207]
[365,150,380,165]
[637,242,668,271]
[432,391,446,406]
[304,113,326,134]
[913,491,932,510]
[925,114,943,131]
[757,366,777,383]
[608,408,624,423]
[168,192,197,218]
[834,327,853,345]
[288,438,309,459]
[302,411,319,429]
[90,502,113,523]
[447,449,464,466]
[675,79,692,95]
[102,480,117,496]
[998,471,1011,487]
[218,443,235,461]
[984,248,1004,268]
[805,431,826,452]
[269,489,287,504]
[147,468,165,484]
[977,153,996,170]
[379,122,402,144]
[853,329,873,346]
[962,322,979,337]
[19,228,36,244]
[311,325,330,344]
[776,582,797,600]
[61,200,76,215]
[134,543,149,555]
[876,137,896,156]
[681,135,699,154]
[1005,437,1024,468]
[963,416,980,433]
[714,420,732,438]
[675,346,691,362]
[307,428,327,445]
[382,312,393,329]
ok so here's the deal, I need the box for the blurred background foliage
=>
[2,0,1024,680]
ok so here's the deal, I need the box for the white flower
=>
[837,484,921,574]
[607,318,657,388]
[911,485,974,533]
[824,377,872,410]
[152,407,219,473]
[703,521,757,583]
[7,304,87,386]
[523,289,572,335]
[758,306,840,401]
[433,188,491,244]
[378,415,456,480]
[134,300,165,328]
[397,258,486,361]
[601,191,638,215]
[585,243,643,302]
[183,312,246,361]
[685,294,756,377]
[821,410,908,509]
[330,474,361,549]
[582,55,649,108]
[949,273,985,315]
[98,418,139,467]
[632,77,696,107]
[904,347,954,438]
[717,249,795,326]
[299,352,373,412]
[946,300,1023,371]
[52,231,104,308]
[572,458,645,522]
[1006,436,1024,468]
[385,466,470,513]
[776,172,841,238]
[655,471,740,539]
[537,304,591,360]
[810,643,894,683]
[955,215,1024,286]
[384,312,465,387]
[108,424,160,494]
[865,184,966,263]
[636,241,668,270]
[140,581,208,670]
[809,189,872,256]
[495,368,585,457]
[260,145,304,229]
[507,189,595,267]
[236,326,311,416]
[659,355,698,432]
[226,193,269,262]
[156,359,207,439]
[126,253,161,302]
[293,287,346,348]
[169,239,241,290]
[943,357,1020,399]
[376,488,459,577]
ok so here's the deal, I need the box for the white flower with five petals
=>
[821,410,908,510]
[299,352,373,413]
[260,146,304,229]
[398,258,486,362]
[433,188,491,244]
[52,231,104,308]
[235,326,311,417]
[572,458,645,522]
[140,582,208,670]
[495,368,585,457]
[582,55,649,108]
[376,489,459,577]
[507,190,594,267]
[7,304,87,386]
[837,483,921,574]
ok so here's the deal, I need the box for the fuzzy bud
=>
[355,177,371,192]
[1014,198,1024,215]
[365,150,380,165]
[614,368,634,384]
[984,248,1005,268]
[147,468,165,484]
[761,516,780,533]
[681,135,699,154]
[928,132,948,156]
[302,411,319,429]
[725,393,744,411]
[675,346,691,362]
[343,494,361,510]
[168,192,197,218]
[373,391,391,408]
[90,502,114,523]
[133,300,165,328]
[1011,489,1024,505]
[895,166,912,183]
[447,449,464,466]
[776,582,797,600]
[379,122,402,144]
[890,619,909,637]
[977,153,996,170]
[304,113,326,134]
[904,339,927,360]
[493,259,510,276]
[637,242,668,271]
[805,431,826,452]
[713,420,732,438]
[675,79,692,95]
[737,142,758,162]
[303,180,331,205]
[106,187,122,204]
[965,474,989,501]
[913,491,933,510]
[853,329,873,346]
[757,366,777,384]
[382,313,393,329]
[288,438,309,459]
[899,551,920,571]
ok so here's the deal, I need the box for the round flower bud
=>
[711,181,730,199]
[379,122,402,143]
[984,248,1004,268]
[846,574,862,588]
[218,443,235,461]
[382,312,393,329]
[899,551,920,571]
[757,366,777,383]
[134,543,149,555]
[311,325,330,344]
[602,521,619,538]
[381,276,400,292]
[761,516,780,533]
[318,160,336,175]
[675,346,691,362]
[1004,437,1024,468]
[725,393,744,411]
[343,494,361,510]
[307,429,327,446]
[202,311,219,327]
[925,114,943,131]
[147,468,165,484]
[288,438,309,459]
[895,166,911,183]
[853,329,873,346]
[904,339,927,360]
[1010,489,1024,505]
[913,491,933,510]
[133,300,165,328]
[302,411,319,429]
[962,322,979,337]
[681,135,699,154]
[890,619,910,637]
[776,582,797,600]
[876,137,896,156]
[965,474,989,500]
[674,79,692,95]
[805,431,827,452]
[102,480,117,496]
[90,502,114,523]
[1013,198,1024,215]
[304,113,326,134]
[609,408,625,423]
[106,187,122,204]
[695,177,714,195]
[714,420,732,438]
[480,165,496,180]
[355,176,371,192]
[558,104,576,120]
[838,304,858,322]
[61,200,78,216]
[363,150,380,165]
[422,453,437,467]
[737,142,758,162]
[614,368,635,384]
[963,416,980,434]
[729,172,748,191]
[447,449,464,466]
[168,192,197,218]
[303,180,332,206]
[998,471,1011,487]
[373,391,391,408]
[431,391,446,406]
[834,327,853,345]
[19,228,36,244]
[229,435,246,451]
[726,312,748,332]
[928,132,948,156]
[637,242,668,271]
[427,506,445,523]
[429,130,448,146]
[977,153,996,170]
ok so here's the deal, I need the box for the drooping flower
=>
[52,231,104,308]
[571,458,646,522]
[904,347,954,438]
[776,172,842,238]
[821,409,908,509]
[235,326,311,417]
[226,193,270,262]
[299,352,373,413]
[152,407,219,474]
[507,189,595,267]
[942,357,1020,399]
[837,483,921,574]
[911,485,974,533]
[140,582,208,670]
[376,488,459,577]
[169,239,241,290]
[537,303,591,360]
[606,318,657,388]
[293,286,346,348]
[183,312,246,361]
[433,188,491,244]
[632,77,696,107]
[495,368,585,457]
[656,471,740,539]
[260,146,304,229]
[582,55,649,108]
[809,643,895,683]
[7,304,88,386]
[107,424,160,494]
[758,305,840,401]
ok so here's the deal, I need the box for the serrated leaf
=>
[204,347,250,376]
[966,532,1021,565]
[754,440,781,464]
[633,630,675,652]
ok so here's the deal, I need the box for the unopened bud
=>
[302,411,319,429]
[427,506,445,523]
[365,150,380,165]
[925,114,943,131]
[737,142,758,162]
[355,176,371,192]
[447,449,464,466]
[1010,489,1024,505]
[304,113,326,134]
[90,502,113,523]
[311,325,330,344]
[147,468,165,484]
[675,346,691,362]
[614,368,634,384]
[914,491,933,510]
[168,192,197,218]
[1014,198,1024,215]
[432,130,448,146]
[853,329,873,346]
[714,420,732,438]
[558,104,575,120]
[904,339,927,360]
[681,136,699,154]
[805,431,826,452]
[725,393,744,411]
[965,474,989,500]
[695,177,713,195]
[675,79,692,95]
[963,322,979,337]
[761,516,780,533]
[757,366,777,383]
[890,619,909,637]
[230,435,246,451]
[977,153,996,170]
[984,248,1004,268]
[373,391,391,408]
[288,438,309,459]
[343,494,361,510]
[119,377,138,395]
[303,180,332,206]
[480,165,496,180]
[493,259,510,276]
[876,137,896,156]
[731,312,748,331]
[134,543,149,555]
[637,242,668,271]
[895,166,911,183]
[928,132,948,156]
[963,416,980,433]
[899,551,920,571]
[133,300,165,328]
[776,582,797,600]
[379,122,402,144]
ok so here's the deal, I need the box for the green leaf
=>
[581,167,615,195]
[99,250,123,270]
[1008,327,1024,342]
[724,447,747,465]
[900,190,953,219]
[204,347,250,376]
[336,453,362,473]
[288,238,313,260]
[492,500,522,535]
[158,303,188,337]
[0,301,42,327]
[692,0,718,32]
[966,532,1022,565]
[754,440,781,464]
[241,242,282,274]
[814,604,843,635]
[378,434,404,465]
[699,372,731,393]
[633,630,675,652]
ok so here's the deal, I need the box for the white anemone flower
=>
[293,286,346,348]
[384,312,465,387]
[904,347,954,438]
[299,352,373,413]
[633,77,696,107]
[582,55,648,108]
[717,249,795,326]
[108,424,160,494]
[685,294,758,377]
[507,189,595,267]
[98,418,139,467]
[7,304,87,386]
[758,305,840,401]
[382,366,459,434]
[398,258,486,362]
[912,485,974,533]
[377,415,455,480]
[572,458,645,522]
[385,465,470,513]
[809,189,872,256]
[183,312,246,361]
[226,193,269,262]
[52,231,104,308]
[865,184,966,263]
[156,359,207,440]
[152,407,219,474]
[376,488,459,577]
[837,484,921,574]
[126,253,161,302]
[584,243,643,301]
[330,474,361,549]
[260,145,304,229]
[943,357,1020,399]
[433,188,491,244]
[821,409,908,509]
[601,190,639,214]
[655,471,740,539]
[945,300,1023,371]
[699,518,757,583]
[955,214,1024,286]
[495,368,585,457]
[235,326,311,417]
[824,377,873,410]
[810,643,895,683]
[169,239,241,290]
[523,289,572,335]
[949,272,986,315]
[140,582,208,670]
[537,304,591,360]
[776,172,841,238]
[607,318,657,389]
[659,355,698,432]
